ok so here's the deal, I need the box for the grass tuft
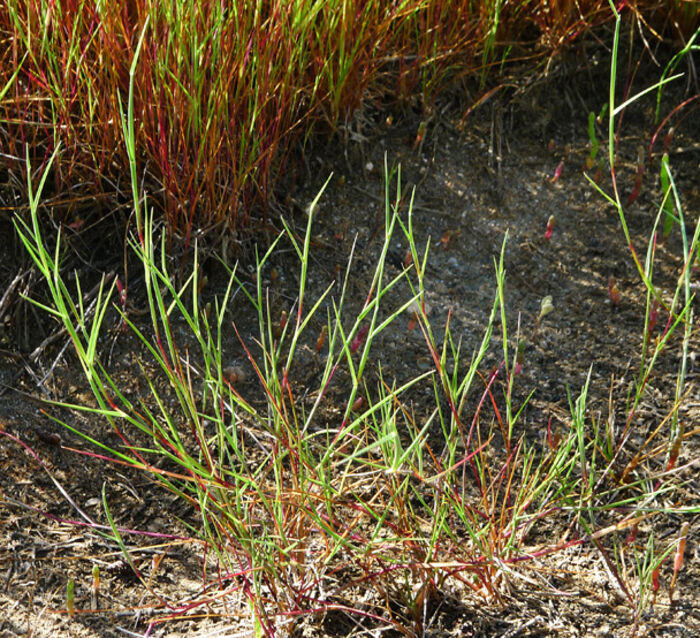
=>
[14,137,698,631]
[2,1,693,238]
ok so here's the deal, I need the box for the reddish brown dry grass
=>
[0,1,696,240]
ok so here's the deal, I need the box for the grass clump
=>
[2,0,695,239]
[14,149,699,633]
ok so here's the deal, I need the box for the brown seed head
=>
[223,365,246,385]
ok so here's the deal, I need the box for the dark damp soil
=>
[1,44,699,637]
